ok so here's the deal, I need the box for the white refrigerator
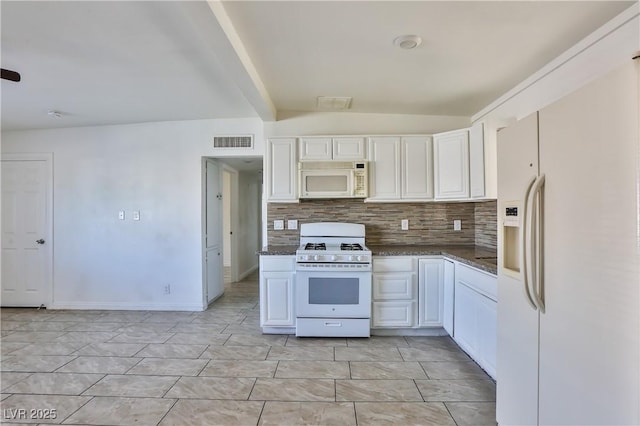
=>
[496,59,640,425]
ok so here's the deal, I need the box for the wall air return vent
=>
[213,135,254,149]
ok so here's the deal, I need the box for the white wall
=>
[236,170,261,279]
[1,117,264,310]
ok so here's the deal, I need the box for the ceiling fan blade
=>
[1,68,21,82]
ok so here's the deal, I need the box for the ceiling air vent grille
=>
[213,135,253,149]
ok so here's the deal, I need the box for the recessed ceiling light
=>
[394,35,422,50]
[316,96,352,111]
[47,110,62,118]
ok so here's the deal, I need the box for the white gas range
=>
[295,222,372,337]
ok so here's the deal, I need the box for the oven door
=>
[296,269,371,318]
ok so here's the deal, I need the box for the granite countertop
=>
[258,244,497,275]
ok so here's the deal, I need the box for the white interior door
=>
[205,159,224,304]
[2,157,52,307]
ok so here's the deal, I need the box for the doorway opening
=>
[203,156,262,301]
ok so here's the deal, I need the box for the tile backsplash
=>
[267,199,497,249]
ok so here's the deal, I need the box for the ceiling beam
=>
[206,1,276,121]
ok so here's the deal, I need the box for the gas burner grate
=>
[304,243,326,250]
[340,243,363,251]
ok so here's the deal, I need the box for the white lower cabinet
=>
[418,258,445,327]
[372,301,416,327]
[260,256,295,328]
[371,257,416,328]
[442,259,455,336]
[453,262,497,378]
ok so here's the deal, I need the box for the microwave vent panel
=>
[213,135,253,149]
[299,161,359,170]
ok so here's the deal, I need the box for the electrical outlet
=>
[454,220,462,231]
[287,219,298,230]
[164,284,171,295]
[401,219,409,230]
[273,220,284,230]
[132,210,140,221]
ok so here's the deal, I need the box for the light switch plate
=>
[287,219,298,230]
[454,220,462,231]
[274,220,284,230]
[401,219,409,230]
[118,211,125,220]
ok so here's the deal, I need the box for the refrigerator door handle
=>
[529,174,546,312]
[522,175,538,310]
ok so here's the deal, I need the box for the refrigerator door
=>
[496,112,541,426]
[537,60,640,425]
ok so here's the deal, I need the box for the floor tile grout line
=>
[57,394,96,425]
[154,394,180,426]
[443,400,462,426]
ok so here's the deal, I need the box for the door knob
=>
[36,239,45,245]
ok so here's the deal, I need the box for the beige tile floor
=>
[0,271,496,425]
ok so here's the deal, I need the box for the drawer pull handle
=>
[324,322,342,327]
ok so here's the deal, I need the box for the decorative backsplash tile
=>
[267,199,497,249]
[475,200,497,250]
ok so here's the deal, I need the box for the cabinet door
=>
[453,280,477,356]
[333,137,366,160]
[260,272,294,326]
[442,259,455,336]
[367,137,401,200]
[299,137,332,161]
[372,301,416,327]
[418,259,444,327]
[469,122,486,198]
[401,136,434,200]
[434,130,470,199]
[477,294,497,378]
[266,138,297,201]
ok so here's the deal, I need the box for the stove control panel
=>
[297,254,370,263]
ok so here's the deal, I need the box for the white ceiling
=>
[1,1,634,131]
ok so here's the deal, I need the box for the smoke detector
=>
[394,35,422,50]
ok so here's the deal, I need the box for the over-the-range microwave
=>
[298,161,368,199]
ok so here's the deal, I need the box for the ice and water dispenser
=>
[502,204,521,275]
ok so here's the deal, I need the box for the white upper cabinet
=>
[401,136,434,200]
[266,138,297,202]
[299,137,332,160]
[367,136,402,200]
[368,136,433,202]
[469,122,486,198]
[434,129,470,199]
[299,137,366,161]
[332,137,367,160]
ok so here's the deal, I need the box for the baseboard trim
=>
[49,302,206,312]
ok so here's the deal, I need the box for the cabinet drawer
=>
[373,274,415,300]
[373,257,415,272]
[296,318,370,337]
[372,301,416,327]
[260,256,295,272]
[456,263,497,300]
